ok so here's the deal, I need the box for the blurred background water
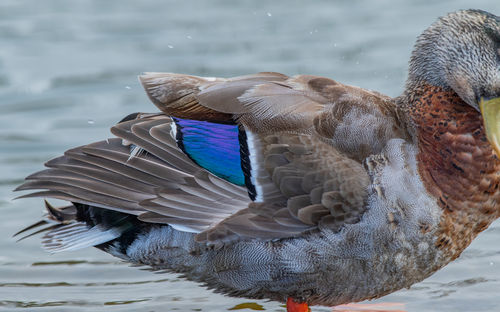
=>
[1,0,500,311]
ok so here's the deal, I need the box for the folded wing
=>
[17,71,406,247]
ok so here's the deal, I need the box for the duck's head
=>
[407,9,500,154]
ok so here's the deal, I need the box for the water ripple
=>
[31,260,116,266]
[0,278,170,288]
[0,298,150,308]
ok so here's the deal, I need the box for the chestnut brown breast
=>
[409,85,500,259]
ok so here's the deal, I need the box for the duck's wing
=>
[17,72,405,246]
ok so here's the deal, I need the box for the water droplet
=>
[186,35,192,39]
[87,119,95,125]
[168,45,174,49]
[266,12,272,17]
[125,86,131,90]
[490,261,494,266]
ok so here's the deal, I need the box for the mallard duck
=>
[15,9,500,312]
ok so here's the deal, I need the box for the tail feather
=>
[41,222,130,252]
[14,221,57,242]
[13,200,75,241]
[15,201,134,253]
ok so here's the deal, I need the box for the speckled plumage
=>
[15,9,500,310]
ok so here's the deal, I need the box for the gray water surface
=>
[2,1,500,311]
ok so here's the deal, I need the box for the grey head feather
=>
[406,9,500,108]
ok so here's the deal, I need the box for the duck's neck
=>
[405,84,500,258]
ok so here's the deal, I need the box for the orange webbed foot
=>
[287,297,310,312]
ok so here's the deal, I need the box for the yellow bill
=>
[480,97,500,157]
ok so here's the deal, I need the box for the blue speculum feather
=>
[173,118,246,186]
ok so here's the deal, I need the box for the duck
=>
[15,9,500,312]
